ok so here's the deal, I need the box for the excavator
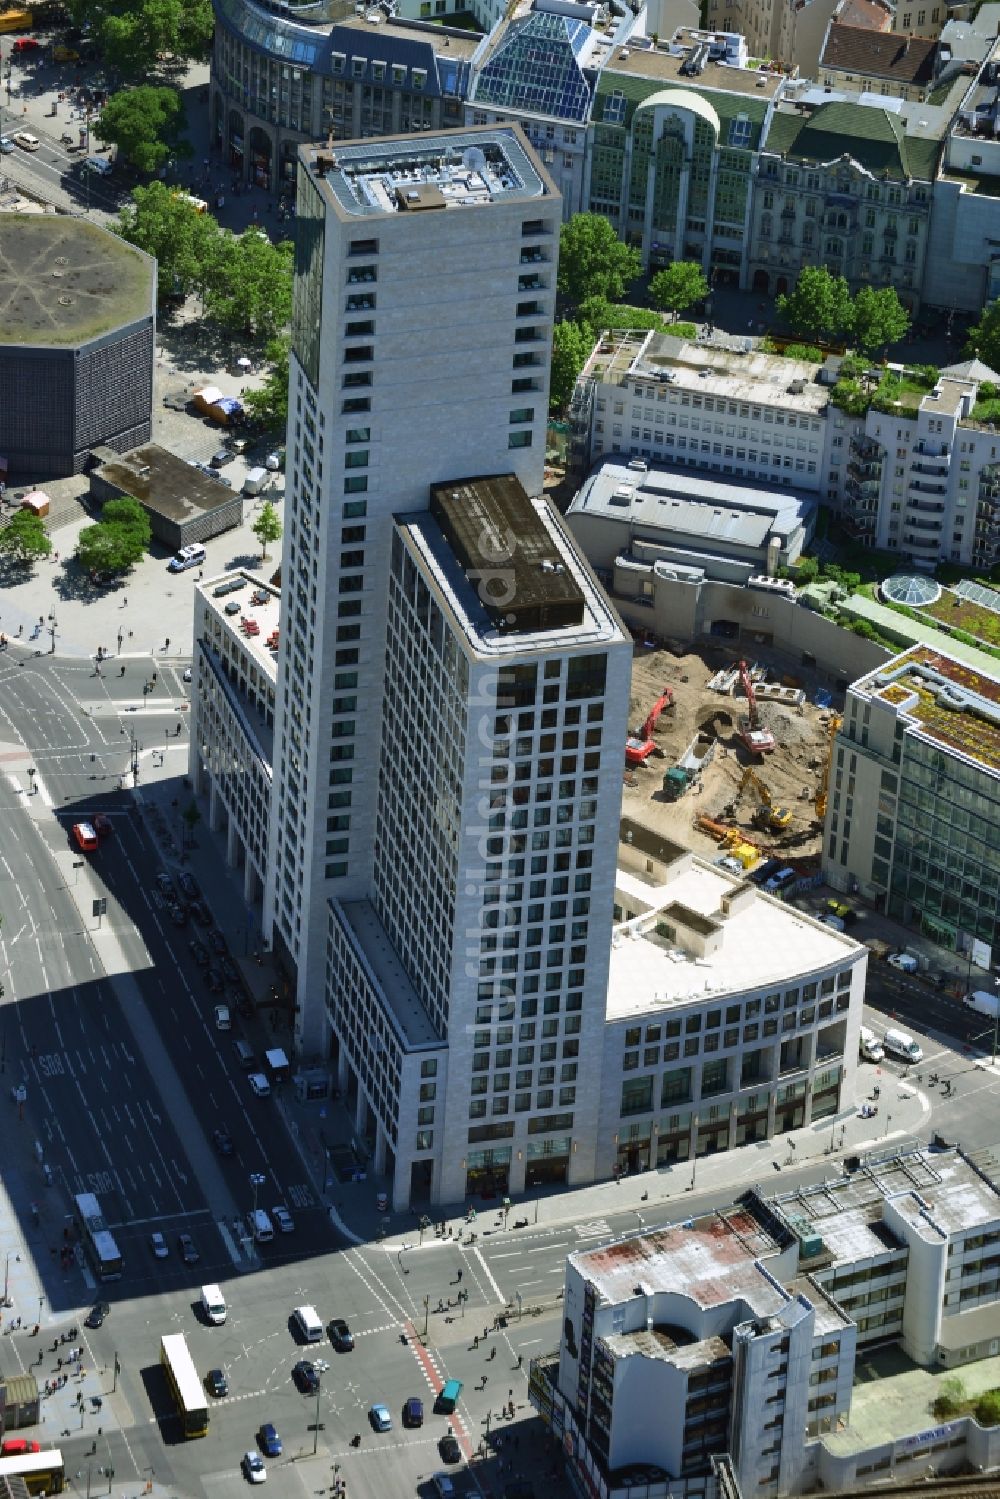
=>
[815,715,843,821]
[625,688,674,766]
[737,660,775,755]
[725,765,792,832]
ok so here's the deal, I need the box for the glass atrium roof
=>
[473,10,595,123]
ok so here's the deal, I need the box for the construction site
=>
[621,638,842,873]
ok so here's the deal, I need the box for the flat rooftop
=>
[607,861,859,1019]
[584,331,829,416]
[571,1209,782,1312]
[397,492,628,662]
[303,124,552,219]
[199,572,280,687]
[430,475,585,632]
[601,49,782,98]
[571,458,816,550]
[0,217,154,347]
[94,445,239,524]
[823,1347,1000,1458]
[854,645,1000,776]
[337,899,440,1048]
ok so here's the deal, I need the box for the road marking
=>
[473,1245,504,1304]
[575,1219,611,1239]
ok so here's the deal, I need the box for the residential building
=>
[817,24,941,99]
[926,41,1000,311]
[466,0,630,219]
[702,0,843,79]
[575,329,832,492]
[585,40,783,280]
[749,90,942,304]
[209,0,476,189]
[189,572,279,915]
[535,1144,1000,1498]
[601,823,864,1179]
[824,645,1000,958]
[831,359,1000,569]
[266,126,643,1208]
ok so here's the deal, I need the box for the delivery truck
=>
[965,990,1000,1019]
[858,1025,884,1063]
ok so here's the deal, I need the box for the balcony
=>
[914,440,949,458]
[903,534,941,553]
[911,460,949,476]
[908,479,947,495]
[906,499,945,514]
[851,436,882,461]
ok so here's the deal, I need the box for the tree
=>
[975,1391,1000,1427]
[557,214,641,307]
[649,261,709,321]
[68,0,214,77]
[102,495,152,548]
[0,510,52,566]
[243,336,290,431]
[965,300,1000,371]
[777,266,852,342]
[76,496,151,575]
[851,285,910,356]
[794,556,819,586]
[116,181,223,303]
[549,319,592,413]
[252,501,282,562]
[204,231,294,340]
[95,86,190,175]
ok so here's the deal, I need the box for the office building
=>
[926,40,1000,312]
[825,645,1000,959]
[534,1144,1000,1498]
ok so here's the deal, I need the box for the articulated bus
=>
[72,1192,123,1281]
[0,1448,65,1494]
[0,10,33,34]
[160,1333,209,1438]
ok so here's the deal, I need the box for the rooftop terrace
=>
[856,645,1000,774]
[583,330,829,414]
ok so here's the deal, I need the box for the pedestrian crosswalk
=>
[575,1219,612,1239]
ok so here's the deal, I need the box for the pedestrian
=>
[473,1335,479,1349]
[120,665,125,677]
[456,1268,462,1282]
[123,597,127,608]
[483,1327,489,1340]
[517,1354,523,1369]
[489,1346,496,1361]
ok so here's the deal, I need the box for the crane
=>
[737,660,775,755]
[625,688,675,766]
[726,765,791,831]
[815,715,842,821]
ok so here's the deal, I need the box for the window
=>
[621,1076,653,1116]
[509,431,532,449]
[344,476,367,493]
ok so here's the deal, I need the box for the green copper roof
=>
[595,68,770,141]
[761,100,941,182]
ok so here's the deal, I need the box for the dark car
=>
[439,1433,461,1464]
[156,871,176,899]
[190,900,210,926]
[178,871,199,901]
[85,1300,110,1330]
[212,1127,234,1157]
[328,1318,354,1352]
[92,813,113,839]
[208,929,227,954]
[402,1396,423,1428]
[503,1484,535,1499]
[292,1360,319,1394]
[211,449,235,467]
[220,955,240,984]
[258,1423,282,1457]
[178,1233,199,1264]
[231,987,253,1018]
[205,967,224,994]
[189,940,209,967]
[206,1368,228,1397]
[168,903,187,927]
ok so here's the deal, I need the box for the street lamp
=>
[249,1171,266,1218]
[3,1252,18,1305]
[313,1370,322,1455]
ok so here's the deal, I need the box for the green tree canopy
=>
[204,231,294,340]
[243,336,290,431]
[0,510,52,566]
[557,214,641,307]
[76,498,151,575]
[116,181,223,303]
[965,299,1000,372]
[68,0,214,77]
[976,1390,1000,1427]
[251,501,282,562]
[777,266,852,341]
[102,495,152,547]
[549,318,592,413]
[851,285,910,356]
[649,261,709,320]
[95,86,190,175]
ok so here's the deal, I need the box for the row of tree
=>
[776,266,910,355]
[64,0,213,78]
[116,183,294,341]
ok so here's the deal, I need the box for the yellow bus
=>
[0,10,33,32]
[0,1449,65,1494]
[160,1333,209,1438]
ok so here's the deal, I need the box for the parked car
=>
[189,940,209,966]
[214,1004,231,1030]
[221,955,240,984]
[272,1205,295,1234]
[178,871,199,900]
[205,966,224,994]
[177,1233,199,1264]
[208,929,227,954]
[156,872,176,899]
[149,1232,168,1259]
[249,1073,271,1098]
[190,900,210,926]
[887,951,919,973]
[168,903,187,927]
[211,449,235,467]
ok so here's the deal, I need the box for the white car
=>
[242,1451,266,1484]
[182,666,192,683]
[214,1004,231,1031]
[272,1205,294,1234]
[265,451,282,472]
[887,951,919,973]
[249,1072,271,1098]
[149,1231,168,1259]
[13,132,39,151]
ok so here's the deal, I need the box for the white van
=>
[168,543,206,574]
[248,1208,274,1243]
[293,1305,323,1343]
[201,1284,227,1325]
[883,1027,923,1064]
[858,1025,884,1063]
[243,467,269,497]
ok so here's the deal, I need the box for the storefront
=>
[526,1135,571,1189]
[465,1146,511,1199]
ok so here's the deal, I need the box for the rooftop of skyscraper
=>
[303,124,554,217]
[852,645,1000,774]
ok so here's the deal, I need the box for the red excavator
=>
[625,689,674,765]
[737,660,775,755]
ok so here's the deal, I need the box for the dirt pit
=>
[621,640,838,866]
